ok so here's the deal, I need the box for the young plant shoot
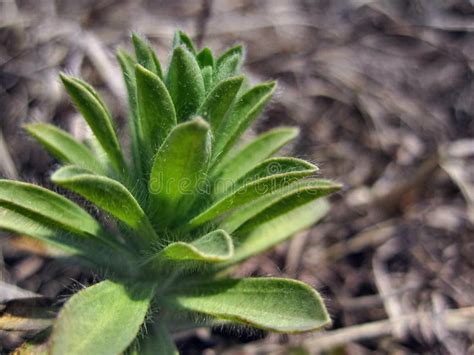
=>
[0,30,341,354]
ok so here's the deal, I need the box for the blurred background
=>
[1,0,473,353]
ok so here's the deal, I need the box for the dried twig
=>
[225,307,474,354]
[0,130,17,180]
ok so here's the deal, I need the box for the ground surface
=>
[0,1,473,354]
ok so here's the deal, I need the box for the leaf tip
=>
[131,32,145,45]
[134,62,151,76]
[59,72,72,85]
[190,116,211,131]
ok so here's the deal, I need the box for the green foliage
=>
[136,64,176,162]
[212,81,276,162]
[149,229,233,266]
[163,278,330,333]
[211,126,300,183]
[0,180,102,238]
[50,281,153,355]
[196,47,214,68]
[166,46,205,122]
[148,118,211,227]
[189,158,318,227]
[51,166,156,242]
[198,75,244,132]
[132,34,163,78]
[24,123,105,174]
[59,75,126,174]
[230,198,331,264]
[2,30,341,353]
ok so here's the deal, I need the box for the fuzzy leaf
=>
[222,179,341,233]
[149,230,233,266]
[230,199,330,264]
[0,208,133,273]
[149,118,211,227]
[214,54,242,83]
[51,166,156,242]
[132,33,163,78]
[201,66,213,92]
[151,324,179,355]
[198,75,244,132]
[60,74,126,173]
[213,81,276,162]
[134,323,179,355]
[166,46,205,122]
[212,127,299,182]
[164,277,330,333]
[50,281,152,355]
[238,181,340,233]
[69,77,112,116]
[215,44,244,69]
[0,207,86,257]
[24,123,104,174]
[117,49,143,176]
[172,30,196,54]
[196,47,214,68]
[222,157,317,195]
[189,163,317,228]
[136,64,177,157]
[0,180,103,237]
[0,210,68,258]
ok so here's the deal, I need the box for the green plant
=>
[1,31,341,354]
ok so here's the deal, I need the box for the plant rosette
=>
[1,30,341,354]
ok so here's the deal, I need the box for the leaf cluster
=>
[1,30,341,354]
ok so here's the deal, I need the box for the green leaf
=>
[51,166,156,242]
[50,281,152,355]
[136,64,177,157]
[60,74,126,174]
[201,66,213,92]
[134,323,179,355]
[213,81,276,162]
[172,30,196,54]
[215,44,244,68]
[222,179,341,233]
[117,49,143,177]
[164,277,330,333]
[132,33,163,78]
[0,182,133,269]
[0,180,103,238]
[198,75,244,133]
[214,53,242,83]
[221,157,317,196]
[0,208,133,274]
[196,47,214,68]
[230,199,330,264]
[149,230,233,266]
[212,127,299,182]
[150,324,179,355]
[0,207,78,257]
[166,46,205,122]
[189,163,317,228]
[68,77,112,117]
[149,118,211,227]
[238,181,339,233]
[24,123,105,174]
